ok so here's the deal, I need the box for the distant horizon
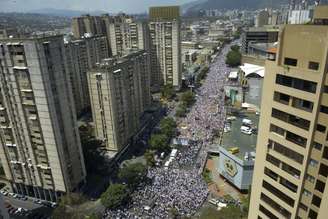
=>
[0,0,194,14]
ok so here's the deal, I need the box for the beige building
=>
[249,7,328,219]
[149,6,182,90]
[65,35,110,115]
[104,15,149,56]
[72,14,105,39]
[0,35,86,201]
[88,50,151,152]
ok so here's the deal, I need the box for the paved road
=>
[3,196,42,210]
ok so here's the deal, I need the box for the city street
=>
[103,41,236,218]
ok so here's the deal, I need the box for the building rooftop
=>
[247,25,280,32]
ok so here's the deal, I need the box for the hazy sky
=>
[0,0,195,13]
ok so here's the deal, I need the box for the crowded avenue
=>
[103,41,237,219]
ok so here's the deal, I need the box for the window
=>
[280,177,298,193]
[320,105,328,114]
[319,163,328,177]
[260,193,291,218]
[264,167,278,181]
[309,159,319,167]
[266,154,280,167]
[274,92,290,105]
[292,98,313,112]
[306,174,315,183]
[323,147,328,160]
[299,202,308,211]
[312,142,322,151]
[284,57,298,66]
[270,124,285,136]
[308,61,319,70]
[308,209,318,219]
[276,74,317,93]
[315,179,326,193]
[311,195,321,208]
[286,131,307,147]
[259,205,279,219]
[324,86,328,94]
[263,180,295,207]
[303,189,312,197]
[269,140,304,164]
[282,162,301,179]
[272,108,310,131]
[316,124,326,133]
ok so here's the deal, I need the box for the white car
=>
[240,126,252,135]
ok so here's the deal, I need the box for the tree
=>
[161,84,175,100]
[149,134,169,152]
[180,91,195,107]
[100,184,129,209]
[118,163,147,187]
[52,193,87,219]
[225,50,241,67]
[175,106,187,118]
[144,150,156,167]
[200,205,246,219]
[231,45,240,52]
[160,117,177,138]
[169,207,180,219]
[202,168,212,184]
[79,124,106,175]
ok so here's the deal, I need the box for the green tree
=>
[79,124,105,175]
[175,106,187,118]
[225,50,241,67]
[100,184,129,209]
[169,207,180,219]
[118,163,147,187]
[200,205,246,219]
[202,168,212,184]
[230,45,240,52]
[144,150,156,167]
[160,117,177,138]
[180,91,195,107]
[149,134,169,152]
[161,84,175,100]
[52,193,87,219]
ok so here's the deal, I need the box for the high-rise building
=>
[65,35,110,115]
[241,26,279,55]
[0,35,86,201]
[72,14,105,39]
[149,6,182,90]
[107,18,149,56]
[255,10,270,27]
[249,6,328,219]
[87,50,151,152]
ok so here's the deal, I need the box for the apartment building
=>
[88,50,151,152]
[65,35,110,115]
[249,7,328,219]
[103,15,149,56]
[241,26,279,54]
[0,35,86,201]
[149,6,182,90]
[72,14,105,39]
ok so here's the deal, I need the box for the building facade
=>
[65,35,110,115]
[0,35,86,201]
[241,27,279,55]
[72,14,105,39]
[88,50,151,152]
[249,10,328,219]
[149,6,182,90]
[106,16,149,56]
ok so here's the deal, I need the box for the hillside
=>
[185,0,289,14]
